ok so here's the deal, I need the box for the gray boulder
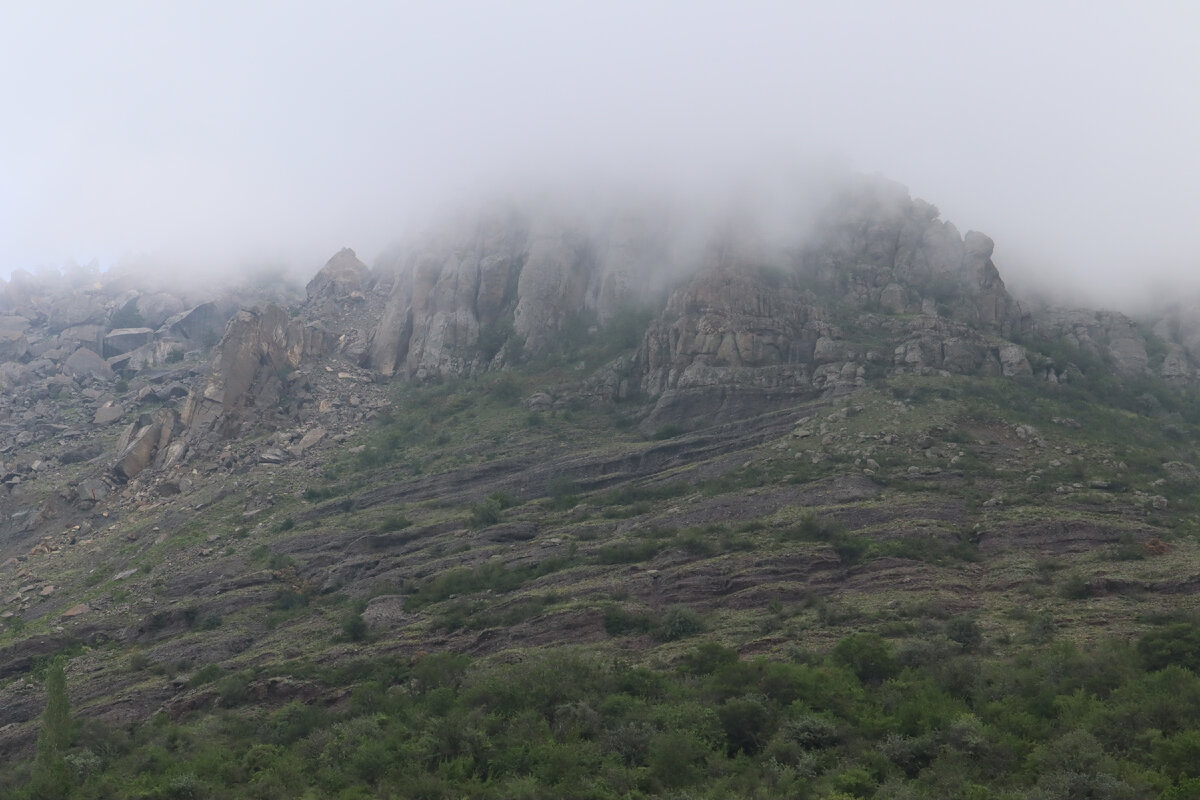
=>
[93,403,124,425]
[104,328,155,358]
[63,347,114,381]
[47,292,105,332]
[166,301,235,345]
[113,409,178,480]
[135,292,186,328]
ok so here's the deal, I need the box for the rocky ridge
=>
[3,174,1200,769]
[2,175,1198,543]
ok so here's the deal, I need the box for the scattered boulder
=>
[103,327,155,357]
[93,403,124,425]
[166,301,234,345]
[134,292,186,328]
[0,317,30,362]
[998,343,1032,377]
[289,427,326,457]
[113,409,178,480]
[63,346,114,381]
[76,478,110,503]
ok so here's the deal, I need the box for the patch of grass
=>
[378,514,413,532]
[434,593,559,632]
[596,482,691,508]
[187,664,223,688]
[603,604,655,636]
[654,605,705,641]
[593,539,668,565]
[651,424,687,440]
[404,557,575,610]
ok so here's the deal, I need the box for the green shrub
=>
[679,643,739,676]
[187,664,223,688]
[377,514,412,532]
[654,605,704,641]
[648,730,708,787]
[651,424,686,440]
[603,605,654,636]
[944,616,983,649]
[833,633,898,684]
[216,673,251,707]
[547,477,578,510]
[468,498,504,528]
[780,512,845,542]
[341,613,368,642]
[719,697,775,755]
[1140,623,1200,671]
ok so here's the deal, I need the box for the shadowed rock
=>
[306,248,371,300]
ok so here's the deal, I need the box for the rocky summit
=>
[3,175,1200,798]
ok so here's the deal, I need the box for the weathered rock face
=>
[306,248,372,301]
[62,347,114,382]
[181,305,332,439]
[631,179,1032,421]
[368,208,531,378]
[367,205,666,379]
[103,328,155,358]
[133,292,186,328]
[1032,309,1149,379]
[792,178,1026,336]
[365,177,1031,399]
[113,409,179,481]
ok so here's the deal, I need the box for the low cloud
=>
[1,3,1195,312]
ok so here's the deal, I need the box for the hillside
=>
[2,176,1200,798]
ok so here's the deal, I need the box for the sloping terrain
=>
[4,358,1200,797]
[4,178,1200,797]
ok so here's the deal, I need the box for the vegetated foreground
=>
[3,361,1200,799]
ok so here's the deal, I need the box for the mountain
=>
[2,175,1200,798]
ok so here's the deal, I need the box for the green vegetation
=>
[15,315,1200,799]
[14,633,1200,798]
[28,658,72,800]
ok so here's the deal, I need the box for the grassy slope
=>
[4,364,1200,797]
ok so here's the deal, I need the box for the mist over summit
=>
[3,5,1200,794]
[4,4,1197,309]
[5,160,1200,799]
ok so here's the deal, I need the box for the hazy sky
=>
[1,1,1197,306]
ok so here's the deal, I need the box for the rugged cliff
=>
[5,177,1200,799]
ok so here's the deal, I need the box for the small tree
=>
[29,657,73,799]
[341,612,368,642]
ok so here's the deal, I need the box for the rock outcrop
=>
[113,409,180,481]
[366,205,663,379]
[180,304,333,439]
[306,248,372,301]
[631,178,1032,422]
[363,176,1035,410]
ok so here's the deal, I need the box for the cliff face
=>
[633,178,1031,422]
[360,177,1030,399]
[5,173,1196,504]
[365,205,668,379]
